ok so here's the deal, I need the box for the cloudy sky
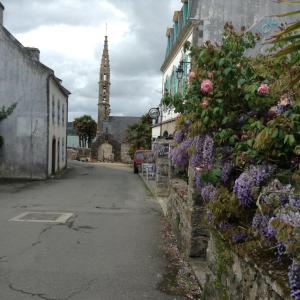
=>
[2,0,181,121]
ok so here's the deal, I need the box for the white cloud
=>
[2,0,185,121]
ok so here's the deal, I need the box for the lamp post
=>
[176,59,191,81]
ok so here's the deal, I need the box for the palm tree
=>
[273,1,300,60]
[73,115,97,148]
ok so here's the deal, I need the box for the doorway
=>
[98,143,113,162]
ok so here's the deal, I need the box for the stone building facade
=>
[91,36,139,163]
[152,0,296,142]
[0,2,70,179]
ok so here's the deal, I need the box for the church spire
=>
[97,35,111,134]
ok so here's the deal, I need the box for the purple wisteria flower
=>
[221,162,233,183]
[171,138,193,170]
[201,184,218,202]
[233,165,274,207]
[195,172,202,189]
[202,135,214,168]
[191,136,204,168]
[290,194,300,210]
[252,213,270,238]
[289,261,300,300]
[219,222,233,231]
[232,232,247,244]
[174,130,185,144]
[276,242,286,262]
[276,206,300,228]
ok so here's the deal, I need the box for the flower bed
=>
[163,24,300,299]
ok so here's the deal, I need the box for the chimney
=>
[25,47,40,62]
[0,2,4,26]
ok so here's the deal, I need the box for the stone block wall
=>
[202,232,291,300]
[120,143,132,164]
[154,140,170,197]
[167,175,209,258]
[166,168,291,300]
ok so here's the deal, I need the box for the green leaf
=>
[294,145,300,155]
[237,79,246,88]
[224,67,232,76]
[272,128,279,139]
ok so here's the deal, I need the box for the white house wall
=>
[152,126,161,140]
[0,28,49,179]
[48,79,68,175]
[160,30,193,125]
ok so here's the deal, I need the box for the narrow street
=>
[0,161,179,300]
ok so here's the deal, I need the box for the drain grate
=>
[9,212,73,223]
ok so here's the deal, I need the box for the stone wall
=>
[154,140,170,197]
[91,133,121,162]
[167,177,209,258]
[166,173,291,300]
[201,232,291,300]
[120,143,132,164]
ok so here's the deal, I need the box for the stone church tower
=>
[91,35,140,163]
[97,35,111,134]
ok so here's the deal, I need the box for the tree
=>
[73,115,97,148]
[272,1,300,64]
[125,114,152,158]
[0,103,17,147]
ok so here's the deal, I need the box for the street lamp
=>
[176,60,191,81]
[176,61,184,81]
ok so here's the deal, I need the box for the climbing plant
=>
[164,24,300,299]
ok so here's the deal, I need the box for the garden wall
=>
[166,170,291,300]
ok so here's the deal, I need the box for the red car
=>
[133,150,150,173]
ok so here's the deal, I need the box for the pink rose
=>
[258,84,269,96]
[201,80,213,94]
[189,71,196,81]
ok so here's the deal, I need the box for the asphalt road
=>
[0,161,180,300]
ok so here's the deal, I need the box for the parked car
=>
[133,150,151,174]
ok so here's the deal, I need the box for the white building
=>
[152,0,201,141]
[0,2,70,179]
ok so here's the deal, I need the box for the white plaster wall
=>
[161,30,193,124]
[0,27,49,179]
[152,126,161,139]
[199,0,297,46]
[48,79,68,175]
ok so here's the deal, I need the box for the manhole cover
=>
[9,212,73,223]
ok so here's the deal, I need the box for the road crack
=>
[8,283,59,300]
[31,224,54,247]
[8,278,97,300]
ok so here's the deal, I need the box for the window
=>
[62,138,65,161]
[62,104,65,126]
[57,100,60,126]
[52,96,55,125]
[174,21,179,41]
[183,2,189,24]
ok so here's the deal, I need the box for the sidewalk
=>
[139,173,169,216]
[138,172,207,291]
